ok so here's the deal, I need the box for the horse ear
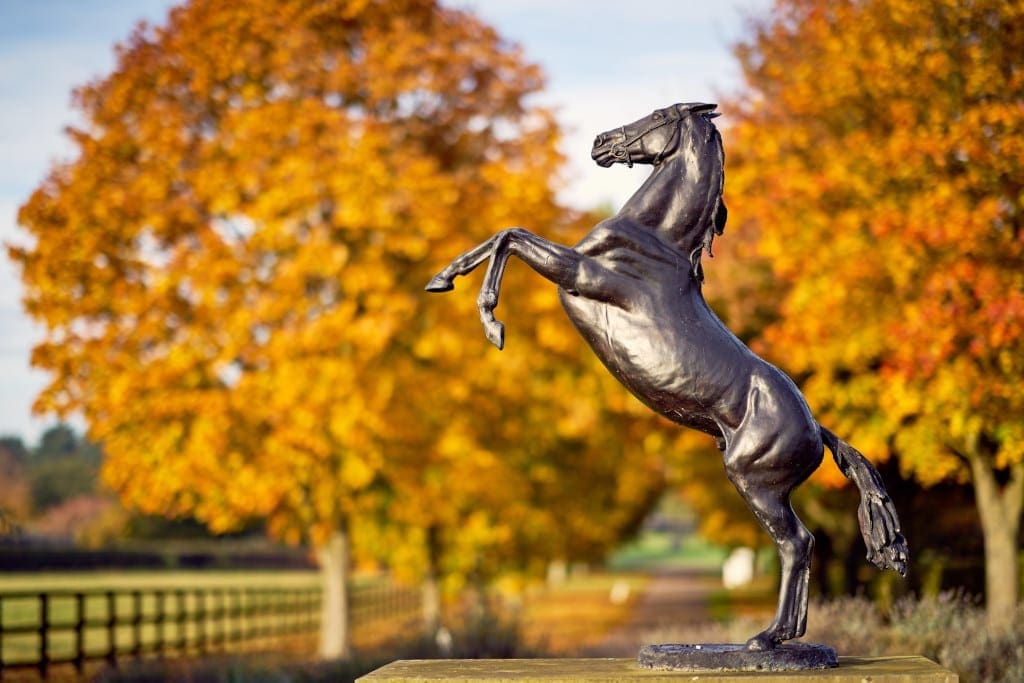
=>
[686,102,718,115]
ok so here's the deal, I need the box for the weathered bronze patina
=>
[426,103,908,660]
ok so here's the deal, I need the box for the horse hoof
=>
[425,274,454,292]
[745,633,777,652]
[484,320,505,350]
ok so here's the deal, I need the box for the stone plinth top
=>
[357,656,957,682]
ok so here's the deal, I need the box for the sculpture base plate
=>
[637,643,838,671]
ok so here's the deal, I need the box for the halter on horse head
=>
[594,102,717,168]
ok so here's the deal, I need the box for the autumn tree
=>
[12,0,669,656]
[727,0,1024,630]
[14,0,555,657]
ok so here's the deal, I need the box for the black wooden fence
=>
[0,581,420,678]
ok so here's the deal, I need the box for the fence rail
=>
[0,580,420,679]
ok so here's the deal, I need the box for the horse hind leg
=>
[725,460,814,651]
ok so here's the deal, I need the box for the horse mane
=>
[689,115,728,283]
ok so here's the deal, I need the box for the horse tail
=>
[819,425,909,577]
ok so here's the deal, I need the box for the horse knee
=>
[498,227,529,249]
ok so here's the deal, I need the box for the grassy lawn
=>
[606,530,729,572]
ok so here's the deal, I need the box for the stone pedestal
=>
[358,656,957,682]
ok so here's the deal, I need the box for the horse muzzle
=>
[592,133,626,167]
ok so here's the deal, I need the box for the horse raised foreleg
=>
[427,227,635,348]
[473,228,585,349]
[425,236,501,293]
[429,227,631,349]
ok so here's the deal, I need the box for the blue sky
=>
[0,0,769,444]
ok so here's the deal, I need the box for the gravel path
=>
[584,568,722,657]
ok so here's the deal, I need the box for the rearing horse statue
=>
[426,102,908,651]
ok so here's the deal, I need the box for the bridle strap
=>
[609,106,683,167]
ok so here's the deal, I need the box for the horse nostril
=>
[594,135,604,147]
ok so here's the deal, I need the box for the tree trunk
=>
[422,574,441,635]
[966,453,1024,633]
[422,524,442,636]
[315,528,351,659]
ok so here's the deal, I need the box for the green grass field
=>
[605,530,729,572]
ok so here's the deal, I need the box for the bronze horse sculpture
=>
[426,102,908,651]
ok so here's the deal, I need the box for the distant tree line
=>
[1,425,100,537]
[0,424,244,546]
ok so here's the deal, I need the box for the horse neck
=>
[618,142,718,258]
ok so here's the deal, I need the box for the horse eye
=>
[653,112,662,120]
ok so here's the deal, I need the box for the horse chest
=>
[558,285,741,430]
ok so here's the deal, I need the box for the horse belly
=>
[558,290,727,435]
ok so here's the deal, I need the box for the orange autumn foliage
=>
[726,0,1024,623]
[11,0,666,585]
[729,0,1024,483]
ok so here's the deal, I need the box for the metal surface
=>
[427,103,908,651]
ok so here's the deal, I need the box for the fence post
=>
[131,591,142,658]
[74,593,86,674]
[176,590,187,654]
[212,590,223,651]
[307,588,315,634]
[279,590,286,638]
[288,590,295,635]
[1,595,6,676]
[155,590,165,657]
[239,588,249,646]
[264,590,272,640]
[106,590,117,669]
[267,590,273,640]
[37,593,49,679]
[196,590,206,655]
[230,589,241,646]
[270,591,279,640]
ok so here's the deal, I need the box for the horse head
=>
[591,102,719,168]
[592,103,727,282]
